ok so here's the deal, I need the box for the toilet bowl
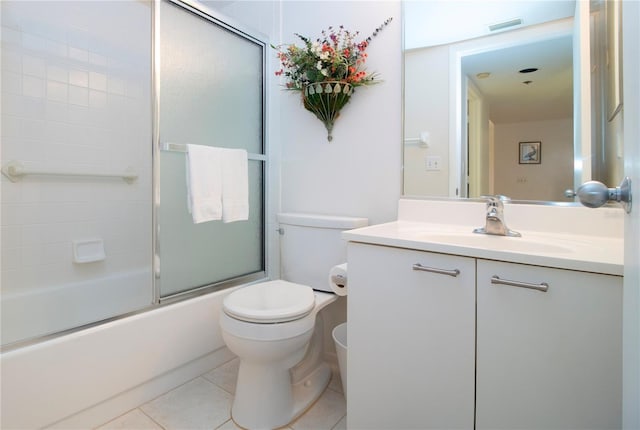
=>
[219,212,368,429]
[220,280,337,429]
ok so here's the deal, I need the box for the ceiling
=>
[463,34,574,124]
[404,1,576,50]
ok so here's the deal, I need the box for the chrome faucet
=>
[473,195,521,237]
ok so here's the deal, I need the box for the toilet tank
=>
[277,213,368,292]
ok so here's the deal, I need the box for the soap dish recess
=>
[73,239,106,263]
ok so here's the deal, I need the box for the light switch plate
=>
[426,156,442,171]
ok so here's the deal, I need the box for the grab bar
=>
[1,160,138,183]
[161,142,266,161]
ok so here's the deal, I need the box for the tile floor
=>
[96,358,346,430]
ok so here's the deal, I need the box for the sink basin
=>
[415,231,573,254]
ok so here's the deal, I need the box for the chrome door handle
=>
[491,275,549,292]
[575,177,631,213]
[412,263,460,277]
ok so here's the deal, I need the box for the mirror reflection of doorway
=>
[460,34,574,201]
[466,83,492,198]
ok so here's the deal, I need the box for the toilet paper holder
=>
[331,274,347,287]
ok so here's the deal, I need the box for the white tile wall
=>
[1,0,153,345]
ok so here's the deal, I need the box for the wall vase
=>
[302,81,354,142]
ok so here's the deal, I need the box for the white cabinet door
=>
[476,260,623,430]
[347,243,476,429]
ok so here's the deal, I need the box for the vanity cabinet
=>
[347,242,622,430]
[347,243,476,429]
[476,260,622,429]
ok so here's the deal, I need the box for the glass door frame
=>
[152,0,270,304]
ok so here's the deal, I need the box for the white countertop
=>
[343,199,625,276]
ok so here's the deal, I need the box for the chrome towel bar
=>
[160,142,266,161]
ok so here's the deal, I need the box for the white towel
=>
[185,144,222,223]
[221,148,249,223]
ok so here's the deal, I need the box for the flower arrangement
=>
[274,18,392,90]
[273,18,392,141]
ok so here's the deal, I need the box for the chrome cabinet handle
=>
[491,275,549,292]
[412,263,460,277]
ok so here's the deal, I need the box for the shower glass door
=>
[156,0,267,299]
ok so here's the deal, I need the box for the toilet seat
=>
[223,280,316,323]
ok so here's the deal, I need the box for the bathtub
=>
[1,269,153,347]
[0,285,236,429]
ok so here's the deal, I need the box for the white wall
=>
[493,118,574,201]
[276,0,402,361]
[403,45,450,197]
[279,1,402,225]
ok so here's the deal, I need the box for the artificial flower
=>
[272,18,392,90]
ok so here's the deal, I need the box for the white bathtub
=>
[1,269,153,347]
[0,285,236,429]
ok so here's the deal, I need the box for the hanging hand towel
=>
[221,148,249,223]
[185,144,223,224]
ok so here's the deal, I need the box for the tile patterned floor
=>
[96,358,346,430]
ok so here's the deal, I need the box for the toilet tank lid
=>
[277,213,368,229]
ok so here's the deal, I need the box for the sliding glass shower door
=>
[0,0,268,348]
[156,0,267,299]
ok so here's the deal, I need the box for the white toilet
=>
[220,213,367,430]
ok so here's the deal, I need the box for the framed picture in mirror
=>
[519,141,541,164]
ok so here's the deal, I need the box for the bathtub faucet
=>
[473,195,521,237]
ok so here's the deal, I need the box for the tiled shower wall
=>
[1,1,153,345]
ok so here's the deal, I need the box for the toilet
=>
[220,213,367,430]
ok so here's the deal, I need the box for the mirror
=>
[403,0,624,202]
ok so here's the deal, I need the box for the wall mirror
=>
[402,0,624,202]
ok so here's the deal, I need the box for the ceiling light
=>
[476,72,491,79]
[519,68,539,74]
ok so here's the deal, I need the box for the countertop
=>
[343,220,624,276]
